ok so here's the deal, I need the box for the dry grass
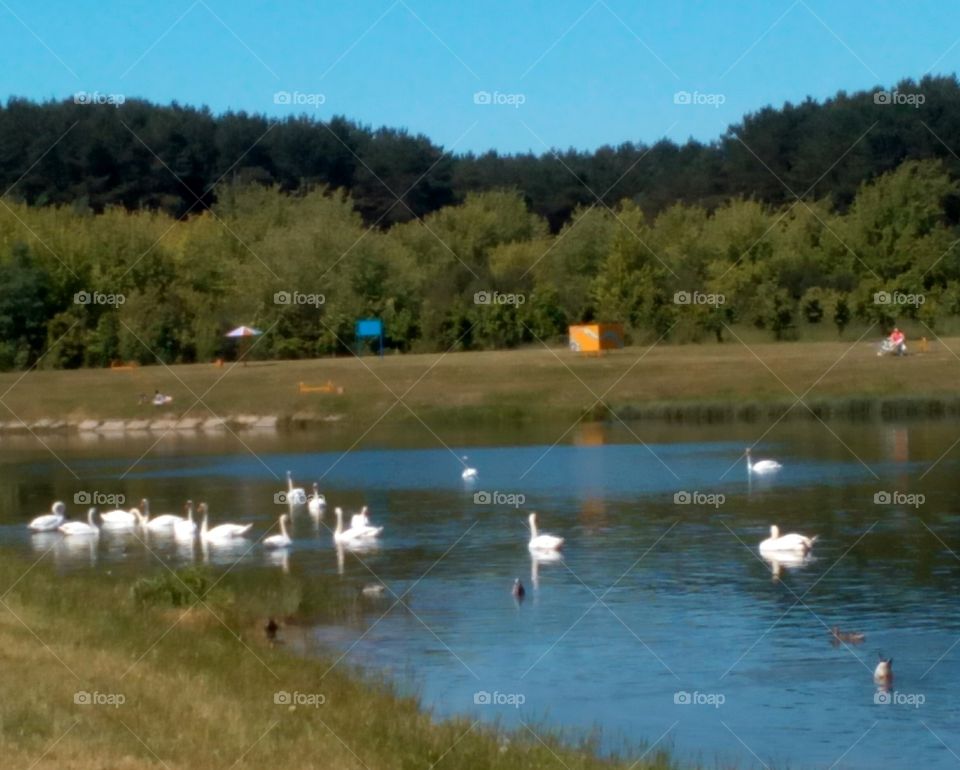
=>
[2,337,960,426]
[0,558,678,770]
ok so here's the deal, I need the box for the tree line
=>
[1,157,957,370]
[4,75,960,231]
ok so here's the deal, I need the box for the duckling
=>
[264,617,280,643]
[874,656,893,685]
[830,626,866,644]
[512,578,525,600]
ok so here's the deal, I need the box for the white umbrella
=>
[225,326,262,338]
[224,326,263,365]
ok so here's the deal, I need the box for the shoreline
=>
[3,393,960,436]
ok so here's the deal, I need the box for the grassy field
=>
[2,336,960,427]
[0,555,677,770]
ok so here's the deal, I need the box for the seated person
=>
[888,327,906,355]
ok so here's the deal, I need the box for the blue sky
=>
[2,0,958,153]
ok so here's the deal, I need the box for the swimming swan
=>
[461,456,478,480]
[59,507,99,536]
[28,501,67,531]
[99,505,139,529]
[173,500,197,540]
[308,483,326,516]
[528,512,564,552]
[745,448,782,475]
[137,498,185,531]
[759,525,817,555]
[333,506,382,544]
[874,656,893,685]
[199,503,252,543]
[263,513,293,549]
[350,505,371,530]
[286,471,307,507]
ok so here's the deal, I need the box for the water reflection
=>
[760,551,813,581]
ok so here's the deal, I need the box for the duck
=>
[199,502,252,543]
[528,512,564,552]
[307,483,326,516]
[830,627,866,644]
[263,513,292,549]
[745,447,782,475]
[759,525,817,555]
[59,507,99,536]
[874,656,893,685]
[512,578,526,600]
[28,501,67,531]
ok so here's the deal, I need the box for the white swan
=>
[528,512,564,552]
[874,656,893,685]
[759,525,817,555]
[199,502,252,543]
[350,505,371,530]
[173,500,197,541]
[263,513,293,549]
[461,456,478,480]
[28,501,67,531]
[745,448,782,475]
[308,483,326,516]
[59,507,99,536]
[333,506,382,544]
[100,504,140,529]
[286,471,307,507]
[137,498,185,531]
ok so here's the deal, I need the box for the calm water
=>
[1,419,959,769]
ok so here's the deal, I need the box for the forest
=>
[1,75,960,369]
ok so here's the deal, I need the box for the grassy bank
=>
[2,338,960,428]
[0,555,676,769]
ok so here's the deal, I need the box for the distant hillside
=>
[1,75,958,229]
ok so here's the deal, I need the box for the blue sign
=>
[355,318,384,358]
[355,319,383,338]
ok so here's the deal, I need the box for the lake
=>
[1,417,958,769]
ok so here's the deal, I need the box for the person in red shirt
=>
[888,327,906,355]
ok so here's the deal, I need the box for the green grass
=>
[3,335,960,427]
[0,555,680,770]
